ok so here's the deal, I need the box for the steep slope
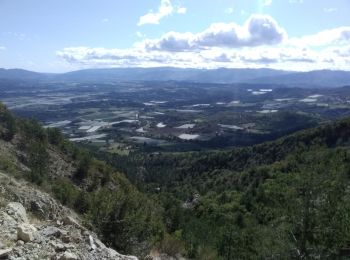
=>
[0,172,137,260]
[0,103,164,258]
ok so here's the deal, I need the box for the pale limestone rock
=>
[0,248,12,257]
[0,194,139,260]
[58,251,79,260]
[6,202,28,223]
[88,235,96,251]
[16,240,24,246]
[17,223,37,242]
[107,248,139,260]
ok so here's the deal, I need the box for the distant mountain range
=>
[1,67,350,88]
[56,67,291,84]
[0,68,47,80]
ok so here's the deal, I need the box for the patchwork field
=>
[2,80,350,152]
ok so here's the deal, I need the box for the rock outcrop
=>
[0,201,138,259]
[0,172,138,260]
[17,223,37,242]
[6,203,28,223]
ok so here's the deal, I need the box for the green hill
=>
[102,116,350,259]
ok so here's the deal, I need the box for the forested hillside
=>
[99,117,350,259]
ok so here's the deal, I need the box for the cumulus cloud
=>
[137,0,186,26]
[177,7,187,14]
[57,14,350,71]
[196,15,285,47]
[57,46,207,68]
[57,43,349,71]
[327,46,350,58]
[289,27,350,47]
[229,47,317,65]
[143,15,286,51]
[142,32,196,52]
[57,47,142,66]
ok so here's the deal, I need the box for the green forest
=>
[2,101,350,259]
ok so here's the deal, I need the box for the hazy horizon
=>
[1,0,349,73]
[2,66,350,75]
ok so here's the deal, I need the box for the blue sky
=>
[0,0,349,72]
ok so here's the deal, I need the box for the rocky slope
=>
[0,104,167,259]
[0,171,138,260]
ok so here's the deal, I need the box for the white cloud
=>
[262,0,273,6]
[141,31,196,52]
[137,0,186,26]
[57,43,350,71]
[57,46,206,68]
[102,18,109,23]
[196,15,286,47]
[57,15,350,71]
[0,46,6,51]
[177,7,187,14]
[143,15,286,51]
[331,46,350,57]
[289,27,350,46]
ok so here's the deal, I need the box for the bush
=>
[47,127,64,145]
[52,179,79,206]
[74,152,92,181]
[157,232,186,257]
[0,103,16,141]
[0,154,18,174]
[28,141,49,185]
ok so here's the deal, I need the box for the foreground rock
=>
[6,202,28,223]
[0,201,138,260]
[0,248,12,258]
[56,251,79,260]
[0,172,138,260]
[17,223,37,242]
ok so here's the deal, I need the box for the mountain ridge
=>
[2,67,350,87]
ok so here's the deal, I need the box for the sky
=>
[0,0,349,72]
